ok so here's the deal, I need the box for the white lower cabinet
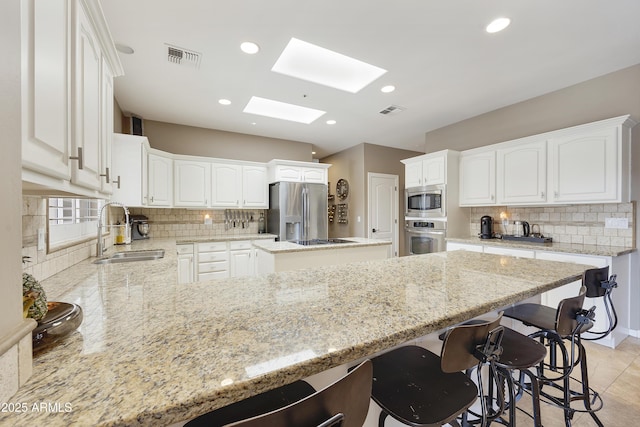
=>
[229,241,254,277]
[446,242,484,252]
[197,242,229,281]
[177,244,195,284]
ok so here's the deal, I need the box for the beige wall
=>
[323,143,423,255]
[424,64,640,152]
[423,63,640,330]
[141,119,313,163]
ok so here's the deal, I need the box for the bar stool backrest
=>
[225,360,372,427]
[583,266,609,298]
[440,313,503,373]
[555,286,587,336]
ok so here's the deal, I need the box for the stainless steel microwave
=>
[405,185,445,218]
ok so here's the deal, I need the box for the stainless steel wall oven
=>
[405,220,446,255]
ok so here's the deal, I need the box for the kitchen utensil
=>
[513,221,531,237]
[480,216,494,239]
[531,224,541,237]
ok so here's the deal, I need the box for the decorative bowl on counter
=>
[32,302,83,350]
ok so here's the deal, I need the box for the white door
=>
[368,173,398,257]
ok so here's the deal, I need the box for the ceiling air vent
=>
[165,44,201,68]
[379,104,406,115]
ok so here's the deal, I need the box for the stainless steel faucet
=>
[97,201,130,257]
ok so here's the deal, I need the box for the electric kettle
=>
[513,221,530,237]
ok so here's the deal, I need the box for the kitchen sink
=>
[93,249,165,264]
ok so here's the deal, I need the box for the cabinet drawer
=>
[198,261,229,273]
[176,244,194,255]
[229,240,252,250]
[198,271,229,281]
[198,252,228,263]
[197,241,227,252]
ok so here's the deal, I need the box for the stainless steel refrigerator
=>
[268,182,328,242]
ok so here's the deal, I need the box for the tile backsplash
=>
[469,202,635,247]
[128,207,266,238]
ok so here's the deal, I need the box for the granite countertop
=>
[176,233,278,244]
[253,237,391,254]
[447,236,636,257]
[2,238,591,426]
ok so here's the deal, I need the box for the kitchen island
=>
[253,237,391,274]
[2,238,591,426]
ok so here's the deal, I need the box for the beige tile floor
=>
[511,337,640,427]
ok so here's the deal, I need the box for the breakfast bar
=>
[2,239,592,426]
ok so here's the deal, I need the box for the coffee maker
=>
[480,215,494,239]
[130,215,150,240]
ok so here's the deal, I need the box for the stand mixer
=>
[130,215,150,240]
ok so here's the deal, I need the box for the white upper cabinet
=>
[211,163,242,207]
[402,152,446,188]
[72,2,102,190]
[21,0,123,198]
[211,163,268,208]
[148,152,173,206]
[459,150,496,206]
[242,165,268,207]
[174,160,210,207]
[549,124,620,203]
[21,0,71,180]
[267,160,331,184]
[496,140,546,205]
[459,115,635,207]
[111,134,149,206]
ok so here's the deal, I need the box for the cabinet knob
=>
[372,228,377,233]
[69,147,84,170]
[541,191,545,198]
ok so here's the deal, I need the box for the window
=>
[48,198,105,248]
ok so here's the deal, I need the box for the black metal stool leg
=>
[378,410,388,427]
[577,340,604,427]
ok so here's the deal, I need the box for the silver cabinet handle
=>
[112,175,121,189]
[151,196,154,203]
[541,191,545,198]
[100,167,110,183]
[69,147,83,170]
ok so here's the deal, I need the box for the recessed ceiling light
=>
[312,151,317,155]
[326,120,336,125]
[272,37,387,93]
[218,99,231,105]
[381,85,395,93]
[243,96,325,124]
[240,41,260,54]
[486,17,511,33]
[115,43,134,55]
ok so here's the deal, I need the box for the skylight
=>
[271,38,387,93]
[243,96,326,124]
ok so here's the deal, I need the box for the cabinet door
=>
[211,163,242,207]
[99,59,114,194]
[404,161,423,188]
[549,127,618,203]
[242,166,268,207]
[177,254,194,284]
[274,165,302,182]
[21,0,71,180]
[301,167,326,183]
[459,151,496,206]
[148,153,172,206]
[111,134,147,206]
[174,160,210,207]
[230,249,254,277]
[72,4,102,190]
[497,141,546,204]
[423,156,446,186]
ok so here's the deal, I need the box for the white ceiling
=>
[101,0,640,159]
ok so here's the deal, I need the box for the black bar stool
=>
[581,266,618,341]
[370,314,505,427]
[185,360,372,427]
[437,318,547,427]
[503,286,603,427]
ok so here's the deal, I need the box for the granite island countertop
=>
[447,236,636,257]
[253,237,391,254]
[2,238,592,427]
